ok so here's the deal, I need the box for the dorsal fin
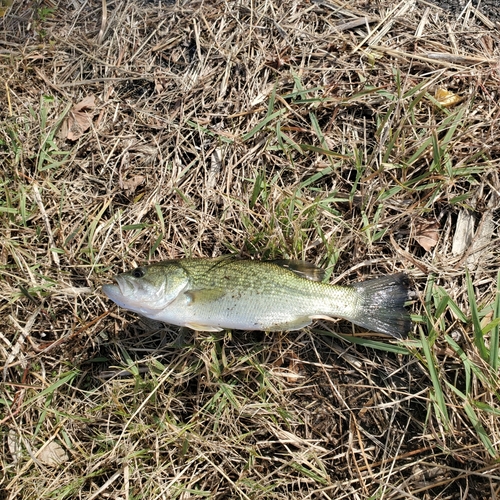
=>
[269,259,325,282]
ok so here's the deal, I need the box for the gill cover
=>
[102,263,189,316]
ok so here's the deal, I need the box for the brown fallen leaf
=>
[451,209,475,256]
[38,440,69,466]
[61,95,96,141]
[286,351,304,383]
[121,175,145,196]
[435,88,463,108]
[414,219,440,252]
[8,429,22,464]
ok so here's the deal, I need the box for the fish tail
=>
[350,273,411,339]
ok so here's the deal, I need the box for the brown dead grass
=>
[1,0,500,498]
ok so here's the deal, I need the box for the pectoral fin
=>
[184,288,227,305]
[182,289,227,331]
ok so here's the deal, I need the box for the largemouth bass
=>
[102,257,411,339]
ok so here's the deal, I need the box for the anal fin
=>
[266,316,313,332]
[309,314,338,322]
[185,322,224,332]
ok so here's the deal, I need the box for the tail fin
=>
[351,273,411,339]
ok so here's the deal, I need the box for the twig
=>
[98,0,108,44]
[32,183,60,268]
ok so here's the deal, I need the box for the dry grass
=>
[1,0,500,498]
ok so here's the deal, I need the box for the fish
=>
[102,256,411,339]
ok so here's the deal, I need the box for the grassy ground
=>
[1,0,500,498]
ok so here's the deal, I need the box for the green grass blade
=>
[445,335,472,396]
[298,144,347,158]
[430,130,442,172]
[290,70,308,100]
[23,370,80,407]
[242,109,287,142]
[267,83,277,116]
[490,269,500,370]
[316,330,412,355]
[466,270,488,360]
[436,286,468,323]
[219,382,241,410]
[309,111,327,150]
[441,105,466,146]
[463,401,497,458]
[420,327,449,428]
[290,462,329,485]
[472,400,500,417]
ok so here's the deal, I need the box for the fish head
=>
[102,262,189,316]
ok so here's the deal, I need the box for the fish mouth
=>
[102,275,138,310]
[102,281,120,299]
[102,275,129,299]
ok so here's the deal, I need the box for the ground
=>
[1,0,500,499]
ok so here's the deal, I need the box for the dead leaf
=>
[38,440,69,466]
[286,351,304,383]
[61,95,96,141]
[451,209,475,256]
[414,220,440,252]
[435,88,463,108]
[121,175,145,195]
[8,429,22,464]
[208,148,222,190]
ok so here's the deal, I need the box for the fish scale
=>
[170,259,357,331]
[102,256,411,338]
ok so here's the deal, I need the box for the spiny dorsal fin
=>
[269,259,325,282]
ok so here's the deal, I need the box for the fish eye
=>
[132,268,145,279]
